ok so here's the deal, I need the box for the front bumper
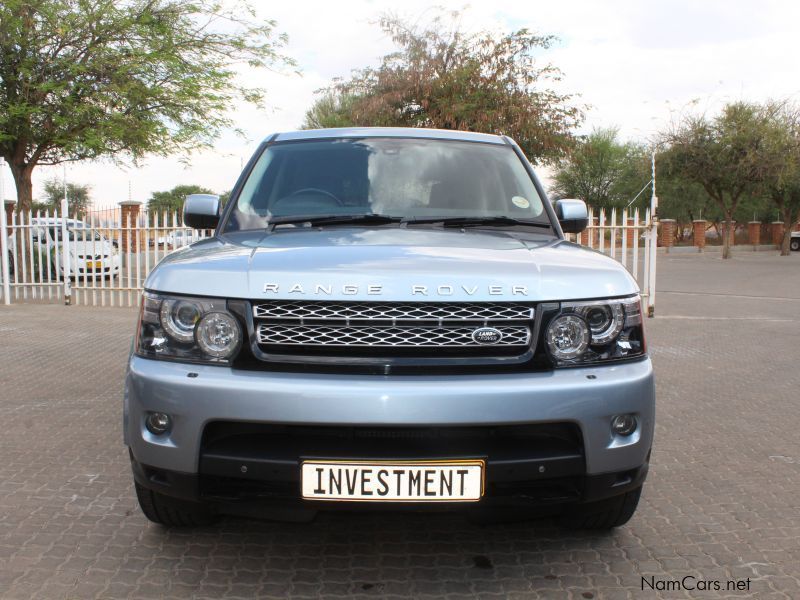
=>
[125,356,655,507]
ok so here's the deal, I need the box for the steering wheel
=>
[287,187,343,205]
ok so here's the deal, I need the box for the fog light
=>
[145,412,172,435]
[611,414,637,436]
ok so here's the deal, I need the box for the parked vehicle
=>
[125,128,655,529]
[165,229,197,247]
[7,218,120,279]
[150,229,196,247]
[790,231,799,251]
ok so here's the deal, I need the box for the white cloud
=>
[3,0,799,208]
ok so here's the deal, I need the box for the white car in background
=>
[165,229,198,247]
[790,231,800,252]
[152,229,197,247]
[8,218,122,279]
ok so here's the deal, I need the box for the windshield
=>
[223,138,549,232]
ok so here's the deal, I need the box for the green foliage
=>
[0,0,292,212]
[549,128,649,210]
[38,178,91,218]
[303,10,582,164]
[147,184,213,218]
[661,102,779,258]
[761,102,800,254]
[302,93,363,130]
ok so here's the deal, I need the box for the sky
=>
[2,0,799,209]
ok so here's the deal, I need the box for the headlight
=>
[545,314,590,360]
[195,312,242,359]
[544,296,645,367]
[136,292,242,364]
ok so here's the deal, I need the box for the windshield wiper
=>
[406,216,551,229]
[267,213,404,230]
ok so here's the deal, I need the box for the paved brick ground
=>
[1,251,799,599]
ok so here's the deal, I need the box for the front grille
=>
[254,301,533,322]
[250,300,536,365]
[257,324,530,347]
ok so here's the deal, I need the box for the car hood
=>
[145,227,639,301]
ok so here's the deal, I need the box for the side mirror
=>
[554,199,589,234]
[183,194,220,229]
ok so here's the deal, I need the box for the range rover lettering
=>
[124,127,655,529]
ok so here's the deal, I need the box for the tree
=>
[302,93,362,130]
[662,102,776,259]
[0,0,291,214]
[549,128,649,210]
[302,10,582,164]
[762,102,800,256]
[148,184,213,220]
[40,178,91,218]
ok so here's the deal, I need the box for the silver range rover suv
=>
[125,127,655,529]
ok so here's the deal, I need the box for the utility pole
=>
[648,150,658,317]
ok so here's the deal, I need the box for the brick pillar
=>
[579,216,599,246]
[794,221,800,232]
[626,218,635,247]
[4,199,15,235]
[119,201,142,252]
[771,221,784,246]
[747,221,761,248]
[660,219,676,251]
[693,220,706,251]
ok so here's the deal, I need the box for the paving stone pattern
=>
[1,251,799,598]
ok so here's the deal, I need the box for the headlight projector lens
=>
[160,299,202,343]
[582,303,624,345]
[546,314,590,360]
[195,312,242,359]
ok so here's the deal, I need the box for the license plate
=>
[301,460,484,502]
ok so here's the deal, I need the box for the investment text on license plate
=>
[301,460,484,502]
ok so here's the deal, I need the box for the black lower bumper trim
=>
[130,451,649,517]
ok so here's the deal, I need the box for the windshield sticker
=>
[511,196,530,209]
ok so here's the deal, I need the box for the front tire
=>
[134,482,216,527]
[790,239,800,251]
[558,486,642,530]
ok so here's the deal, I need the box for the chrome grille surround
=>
[251,301,536,353]
[253,301,534,322]
[256,324,531,347]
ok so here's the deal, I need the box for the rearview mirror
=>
[554,199,589,234]
[183,194,220,229]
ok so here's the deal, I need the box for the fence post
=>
[645,207,657,318]
[60,198,71,305]
[1,176,12,305]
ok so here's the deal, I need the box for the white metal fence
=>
[564,207,657,316]
[1,201,657,314]
[1,202,211,307]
